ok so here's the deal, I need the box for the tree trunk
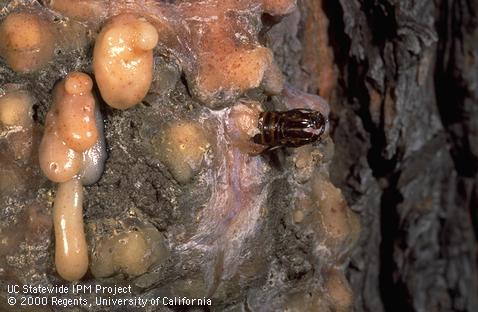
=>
[275,0,478,311]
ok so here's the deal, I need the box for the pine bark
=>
[274,0,478,311]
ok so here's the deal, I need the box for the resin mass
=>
[0,0,360,310]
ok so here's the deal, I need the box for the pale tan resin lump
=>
[93,14,158,109]
[312,175,361,249]
[53,178,89,282]
[91,226,168,278]
[0,90,33,129]
[0,12,54,73]
[155,121,210,184]
[0,89,37,160]
[324,268,354,312]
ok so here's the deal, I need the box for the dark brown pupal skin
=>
[253,109,327,148]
